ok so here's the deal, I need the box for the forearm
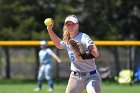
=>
[52,53,62,63]
[55,56,61,63]
[89,44,99,58]
[46,21,63,49]
[47,30,62,48]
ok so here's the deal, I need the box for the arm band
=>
[80,51,95,59]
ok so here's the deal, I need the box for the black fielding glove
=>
[80,51,95,59]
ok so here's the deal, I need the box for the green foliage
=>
[0,0,140,40]
[0,79,140,93]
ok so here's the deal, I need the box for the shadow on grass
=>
[0,78,140,86]
[0,78,68,85]
[0,78,35,84]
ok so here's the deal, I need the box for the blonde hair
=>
[62,26,70,42]
[62,15,78,42]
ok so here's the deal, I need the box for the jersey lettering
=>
[88,40,93,44]
[69,53,75,62]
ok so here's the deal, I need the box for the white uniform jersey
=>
[39,48,53,64]
[60,32,97,72]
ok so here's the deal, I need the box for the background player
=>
[46,15,102,93]
[34,40,61,92]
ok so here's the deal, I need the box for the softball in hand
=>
[44,18,53,26]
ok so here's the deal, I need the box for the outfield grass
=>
[0,79,140,93]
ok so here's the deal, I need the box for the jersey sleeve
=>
[82,33,94,48]
[47,48,54,56]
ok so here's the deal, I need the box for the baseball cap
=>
[40,40,47,46]
[65,16,78,23]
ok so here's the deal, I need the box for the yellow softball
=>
[44,18,52,26]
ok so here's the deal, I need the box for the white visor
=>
[65,16,78,23]
[40,41,47,45]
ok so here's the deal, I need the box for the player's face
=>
[40,45,46,49]
[65,21,79,33]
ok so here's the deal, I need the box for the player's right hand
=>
[47,19,54,32]
[47,25,53,32]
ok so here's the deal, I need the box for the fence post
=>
[34,47,40,79]
[2,47,10,79]
[54,48,60,79]
[112,46,121,76]
[129,46,134,71]
[129,46,134,85]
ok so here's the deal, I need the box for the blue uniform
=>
[37,48,54,90]
[60,32,102,93]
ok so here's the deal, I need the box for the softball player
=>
[34,40,61,92]
[47,15,102,93]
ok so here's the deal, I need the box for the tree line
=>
[0,0,140,40]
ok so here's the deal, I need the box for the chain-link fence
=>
[0,45,139,80]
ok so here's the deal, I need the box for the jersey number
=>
[69,53,75,62]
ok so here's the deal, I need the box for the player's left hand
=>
[58,59,62,63]
[69,39,82,56]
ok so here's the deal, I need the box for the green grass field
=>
[0,79,140,93]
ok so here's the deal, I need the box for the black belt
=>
[41,62,49,65]
[72,70,96,76]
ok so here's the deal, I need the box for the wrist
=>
[80,51,95,59]
[48,29,53,32]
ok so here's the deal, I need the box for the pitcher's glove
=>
[69,39,82,56]
[69,39,95,59]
